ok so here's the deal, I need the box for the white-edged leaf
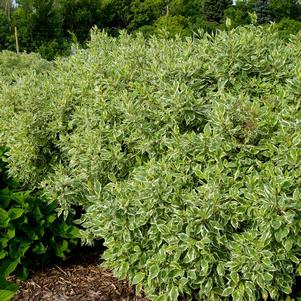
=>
[132,272,145,285]
[148,264,160,280]
[168,287,179,301]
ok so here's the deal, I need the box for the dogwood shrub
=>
[1,26,301,300]
[0,50,51,83]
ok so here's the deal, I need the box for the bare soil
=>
[12,243,148,301]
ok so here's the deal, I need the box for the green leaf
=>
[222,287,235,297]
[264,272,273,282]
[203,123,212,137]
[154,294,167,301]
[297,263,301,275]
[45,214,57,224]
[256,273,265,289]
[184,247,197,263]
[55,240,69,258]
[132,272,145,285]
[271,218,282,230]
[8,208,25,220]
[0,277,18,292]
[233,286,244,301]
[289,255,299,264]
[0,188,11,208]
[203,278,213,294]
[136,282,143,294]
[3,259,20,277]
[168,287,179,301]
[230,272,239,284]
[101,251,114,261]
[11,191,30,206]
[275,227,290,242]
[65,226,80,238]
[32,205,43,221]
[187,269,197,280]
[20,224,40,241]
[18,242,31,257]
[0,238,9,249]
[117,262,129,279]
[284,239,293,252]
[0,250,8,260]
[32,242,47,255]
[217,263,225,276]
[0,208,9,226]
[149,264,160,280]
[281,285,292,295]
[3,228,15,240]
[0,290,16,301]
[245,281,255,299]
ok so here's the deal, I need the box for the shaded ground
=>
[12,243,148,301]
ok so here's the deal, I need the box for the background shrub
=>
[0,147,80,300]
[271,18,301,40]
[0,26,301,300]
[0,50,51,83]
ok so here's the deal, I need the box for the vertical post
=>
[14,26,19,54]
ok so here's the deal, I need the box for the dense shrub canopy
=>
[1,26,301,300]
[0,50,51,83]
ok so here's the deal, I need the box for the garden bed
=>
[12,245,148,301]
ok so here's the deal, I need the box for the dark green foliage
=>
[0,147,80,299]
[0,10,9,50]
[153,15,189,37]
[269,0,301,22]
[98,0,132,35]
[30,0,63,41]
[254,0,272,24]
[1,26,301,300]
[2,0,301,58]
[272,18,301,40]
[203,0,232,23]
[59,0,104,43]
[36,39,70,61]
[128,0,163,31]
[9,0,70,59]
[223,2,253,28]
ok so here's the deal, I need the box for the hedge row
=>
[0,26,301,300]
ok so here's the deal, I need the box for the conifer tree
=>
[254,0,271,24]
[203,0,232,23]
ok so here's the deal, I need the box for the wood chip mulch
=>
[12,264,147,301]
[11,244,149,301]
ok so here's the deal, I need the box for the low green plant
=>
[0,50,51,84]
[1,26,301,300]
[271,18,301,40]
[36,39,71,60]
[0,147,80,300]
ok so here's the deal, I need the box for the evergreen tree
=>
[0,0,14,19]
[203,0,232,23]
[59,0,104,43]
[254,0,271,24]
[0,10,9,49]
[269,0,301,21]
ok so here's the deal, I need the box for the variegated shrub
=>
[1,26,301,300]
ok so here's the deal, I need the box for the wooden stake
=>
[15,26,19,54]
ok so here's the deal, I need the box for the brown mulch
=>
[11,244,149,301]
